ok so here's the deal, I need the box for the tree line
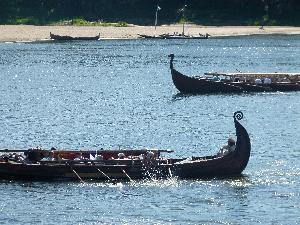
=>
[0,0,300,26]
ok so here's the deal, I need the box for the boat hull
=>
[174,112,251,178]
[139,34,208,39]
[171,69,243,94]
[169,54,300,94]
[50,33,100,41]
[0,112,250,181]
[0,162,171,181]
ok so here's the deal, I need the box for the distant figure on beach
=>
[217,138,236,156]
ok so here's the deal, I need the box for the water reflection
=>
[171,93,195,101]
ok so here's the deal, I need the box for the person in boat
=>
[94,154,103,161]
[282,77,291,83]
[217,138,236,157]
[263,77,272,85]
[234,77,240,82]
[0,154,9,163]
[140,151,156,165]
[146,151,155,160]
[1,153,25,163]
[255,78,263,85]
[41,151,55,161]
[74,152,86,161]
[117,152,126,159]
[212,76,221,82]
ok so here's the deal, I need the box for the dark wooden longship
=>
[50,32,100,41]
[169,54,300,94]
[0,112,250,181]
[139,33,209,39]
[173,111,251,178]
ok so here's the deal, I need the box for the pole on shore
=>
[154,5,161,37]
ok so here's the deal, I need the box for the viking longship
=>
[0,112,250,181]
[169,54,300,94]
[50,32,100,41]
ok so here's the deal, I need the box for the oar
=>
[96,168,116,184]
[168,167,173,177]
[0,149,27,153]
[71,167,86,184]
[67,162,85,184]
[122,169,133,182]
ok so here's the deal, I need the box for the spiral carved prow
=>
[168,54,174,70]
[234,111,243,121]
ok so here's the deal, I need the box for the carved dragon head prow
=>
[168,54,174,70]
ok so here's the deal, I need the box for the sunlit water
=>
[0,36,299,224]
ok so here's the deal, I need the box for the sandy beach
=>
[1,24,300,42]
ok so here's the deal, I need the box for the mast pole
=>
[155,5,160,37]
[155,10,158,33]
[182,4,187,36]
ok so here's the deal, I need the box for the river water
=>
[0,36,299,224]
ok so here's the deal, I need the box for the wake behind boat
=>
[0,112,250,181]
[169,54,300,94]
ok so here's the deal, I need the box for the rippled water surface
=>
[0,36,299,224]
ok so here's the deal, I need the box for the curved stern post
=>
[233,111,251,172]
[168,54,174,70]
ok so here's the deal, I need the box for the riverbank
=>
[1,25,300,42]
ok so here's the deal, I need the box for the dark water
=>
[0,36,299,224]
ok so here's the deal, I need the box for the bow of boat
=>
[173,111,251,178]
[168,54,243,94]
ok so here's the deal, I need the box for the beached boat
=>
[138,4,209,40]
[0,111,250,181]
[139,33,209,39]
[50,32,100,41]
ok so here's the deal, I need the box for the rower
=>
[41,151,55,161]
[217,138,236,157]
[255,78,263,85]
[264,77,272,85]
[95,154,103,161]
[74,152,85,161]
[117,152,126,159]
[234,77,240,82]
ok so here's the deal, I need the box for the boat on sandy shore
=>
[0,112,250,181]
[139,33,209,39]
[139,4,209,40]
[50,32,100,41]
[169,54,300,94]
